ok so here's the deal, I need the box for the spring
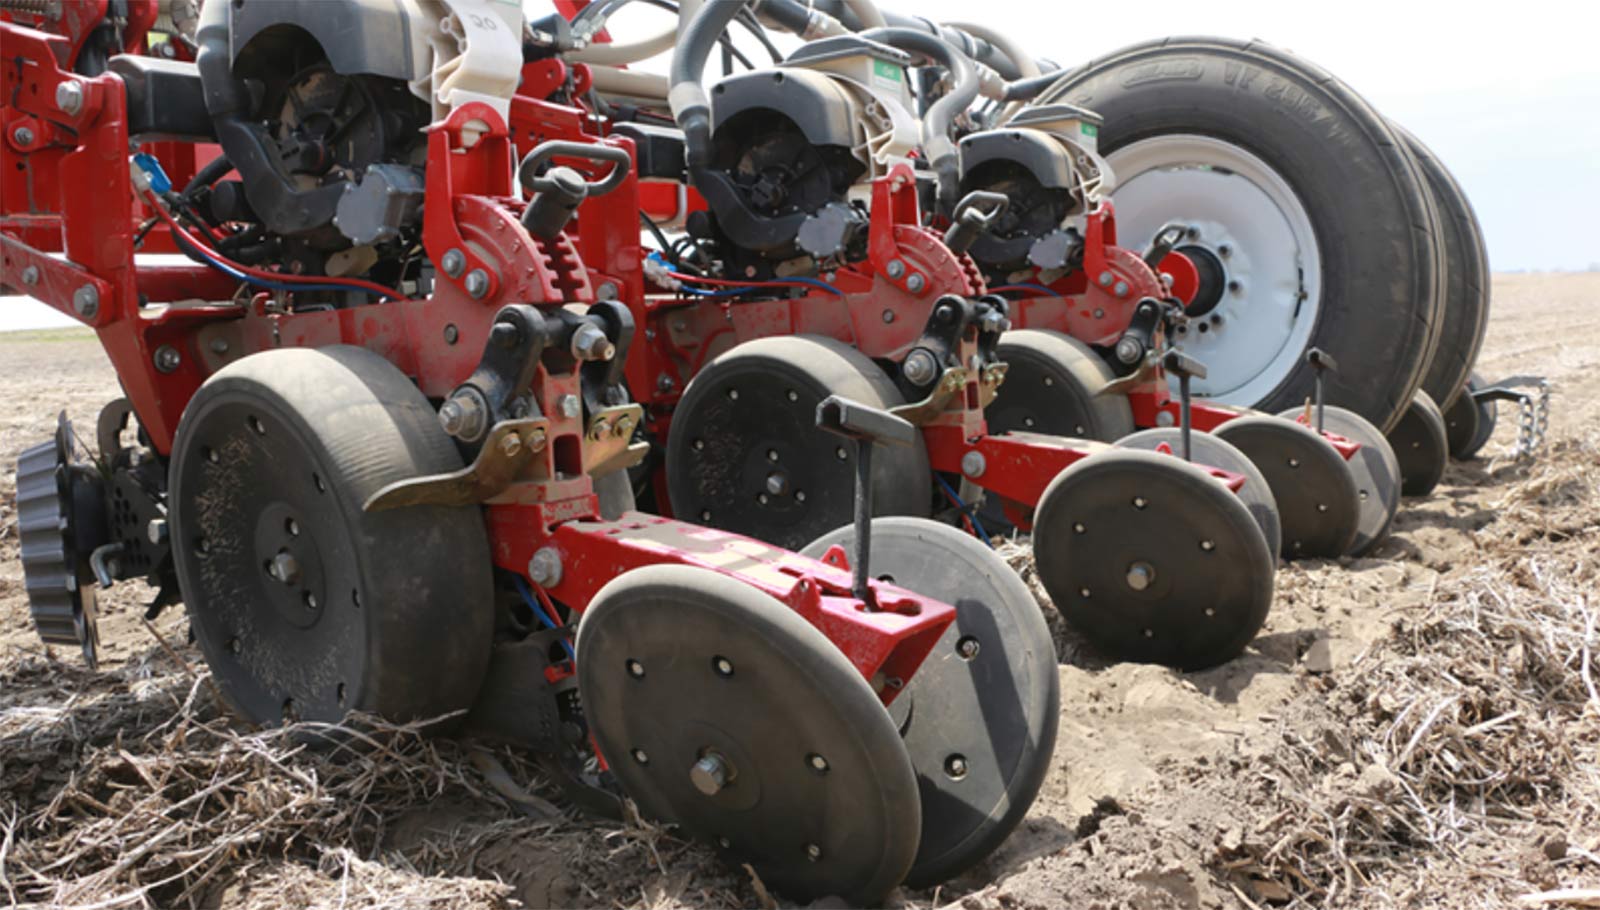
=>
[0,0,60,17]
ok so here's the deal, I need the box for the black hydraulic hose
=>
[858,26,977,208]
[1002,69,1072,103]
[669,0,750,167]
[182,153,234,197]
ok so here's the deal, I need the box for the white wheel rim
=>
[1106,135,1322,405]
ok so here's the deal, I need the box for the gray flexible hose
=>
[858,26,978,208]
[669,0,748,166]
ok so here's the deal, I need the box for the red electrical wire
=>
[145,190,404,299]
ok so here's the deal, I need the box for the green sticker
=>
[873,59,904,83]
[1081,122,1100,138]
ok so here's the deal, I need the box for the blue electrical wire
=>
[647,250,844,297]
[936,475,994,548]
[513,576,577,662]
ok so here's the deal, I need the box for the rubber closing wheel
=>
[989,330,1135,441]
[801,518,1059,887]
[577,565,920,905]
[1212,415,1360,559]
[1279,406,1400,556]
[666,336,931,551]
[1111,428,1281,558]
[1444,372,1497,460]
[1032,449,1274,670]
[1386,391,1448,497]
[170,347,494,726]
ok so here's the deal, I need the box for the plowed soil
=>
[3,272,1597,909]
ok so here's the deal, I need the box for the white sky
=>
[5,0,1596,331]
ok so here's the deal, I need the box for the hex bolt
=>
[690,752,731,796]
[713,656,734,677]
[961,450,986,478]
[153,345,181,373]
[902,348,939,386]
[956,636,980,660]
[906,273,926,293]
[528,547,563,588]
[55,81,84,115]
[885,259,906,279]
[1097,271,1114,287]
[1113,281,1129,297]
[20,265,40,286]
[631,748,649,764]
[597,281,619,300]
[72,284,99,319]
[209,337,230,355]
[945,754,969,779]
[269,552,301,585]
[570,322,615,361]
[499,432,523,458]
[557,394,582,419]
[627,659,645,678]
[11,126,35,146]
[464,269,490,299]
[1125,562,1155,591]
[440,248,466,278]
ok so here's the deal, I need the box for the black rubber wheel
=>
[1211,414,1360,558]
[801,518,1059,887]
[169,346,494,726]
[576,565,920,905]
[1394,122,1491,411]
[665,335,931,551]
[1386,391,1449,497]
[1445,372,1498,460]
[1111,428,1281,557]
[989,330,1135,441]
[1035,38,1443,433]
[1278,406,1400,556]
[1031,449,1274,670]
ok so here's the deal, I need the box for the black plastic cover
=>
[609,122,687,181]
[710,68,858,150]
[229,0,419,82]
[109,56,215,142]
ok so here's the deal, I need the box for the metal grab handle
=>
[943,190,1010,255]
[516,141,632,198]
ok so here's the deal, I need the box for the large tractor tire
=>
[1029,37,1445,433]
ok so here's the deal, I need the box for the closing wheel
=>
[666,336,931,551]
[1211,415,1360,558]
[170,347,494,726]
[1111,428,1281,558]
[988,330,1135,441]
[1032,449,1274,670]
[1278,406,1400,556]
[576,565,920,904]
[1033,38,1444,432]
[1444,372,1497,460]
[1386,391,1449,497]
[800,518,1059,887]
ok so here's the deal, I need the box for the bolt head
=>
[269,551,301,585]
[960,450,986,478]
[690,753,730,795]
[55,81,84,115]
[499,432,523,457]
[72,284,99,319]
[20,265,40,286]
[528,547,563,588]
[154,345,181,373]
[441,248,466,278]
[886,259,906,279]
[881,308,895,324]
[1113,281,1130,297]
[464,269,490,299]
[906,273,926,293]
[438,400,465,434]
[1125,562,1155,591]
[12,126,35,146]
[557,394,582,419]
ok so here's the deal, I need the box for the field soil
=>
[2,273,1598,909]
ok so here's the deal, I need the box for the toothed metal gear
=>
[15,414,102,668]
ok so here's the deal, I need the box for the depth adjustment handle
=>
[815,396,917,603]
[943,190,1010,255]
[1304,347,1338,434]
[516,141,632,239]
[1161,350,1208,462]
